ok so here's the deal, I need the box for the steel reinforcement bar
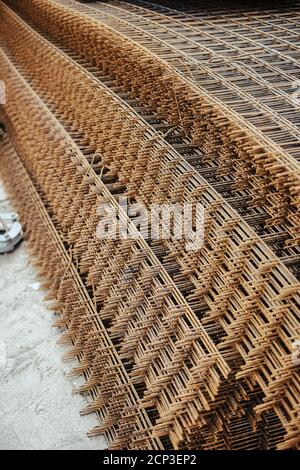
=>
[4,0,299,251]
[3,1,300,282]
[0,0,299,450]
[0,48,232,450]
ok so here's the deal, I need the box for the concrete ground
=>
[0,182,107,450]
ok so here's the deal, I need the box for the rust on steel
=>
[0,0,299,450]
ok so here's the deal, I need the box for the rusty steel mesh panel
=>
[5,0,300,255]
[0,0,299,450]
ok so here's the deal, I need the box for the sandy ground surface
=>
[0,182,107,450]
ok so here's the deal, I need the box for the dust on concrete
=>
[0,182,107,450]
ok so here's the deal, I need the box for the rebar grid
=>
[0,0,299,450]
